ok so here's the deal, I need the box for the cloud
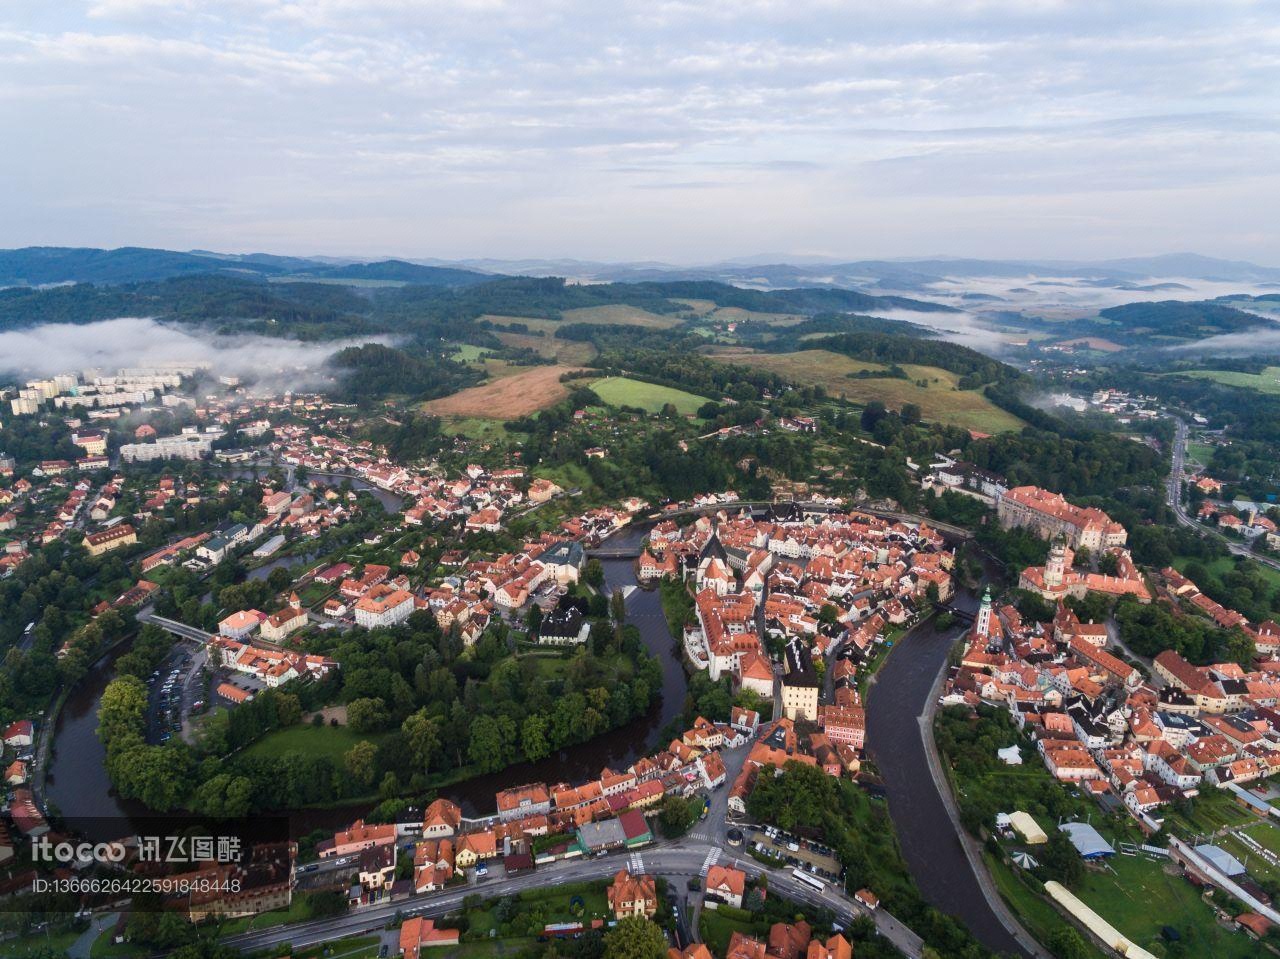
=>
[1,2,1278,261]
[0,317,383,387]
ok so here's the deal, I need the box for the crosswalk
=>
[699,847,720,875]
[628,851,645,874]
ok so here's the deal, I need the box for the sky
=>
[1,1,1278,264]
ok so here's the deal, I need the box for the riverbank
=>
[865,587,1043,958]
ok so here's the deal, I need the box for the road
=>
[136,608,214,643]
[223,839,924,957]
[1167,417,1280,573]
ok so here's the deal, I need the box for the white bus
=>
[791,868,825,891]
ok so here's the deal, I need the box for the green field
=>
[1185,441,1216,465]
[590,376,709,415]
[983,853,1107,959]
[450,343,489,362]
[699,909,759,956]
[709,348,1023,433]
[1172,553,1280,592]
[1075,853,1258,958]
[0,930,80,958]
[240,723,388,763]
[1178,367,1280,394]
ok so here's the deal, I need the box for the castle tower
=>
[974,586,993,639]
[1045,540,1066,588]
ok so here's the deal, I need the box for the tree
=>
[344,740,378,788]
[658,795,697,838]
[525,604,543,634]
[602,916,666,959]
[402,709,442,773]
[468,714,515,773]
[347,697,390,732]
[583,558,604,589]
[192,773,255,818]
[522,714,551,762]
[1046,928,1090,959]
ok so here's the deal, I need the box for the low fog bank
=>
[1170,322,1280,357]
[861,307,1015,355]
[0,317,388,388]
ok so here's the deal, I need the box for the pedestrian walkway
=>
[628,851,645,873]
[699,847,720,875]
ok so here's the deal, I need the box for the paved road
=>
[1167,418,1280,573]
[137,608,215,644]
[223,839,924,957]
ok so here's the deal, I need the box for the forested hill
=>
[619,279,959,314]
[1089,299,1266,341]
[0,271,953,337]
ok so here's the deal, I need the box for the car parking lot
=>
[145,641,209,744]
[746,825,842,880]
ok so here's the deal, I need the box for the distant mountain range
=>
[3,246,1278,293]
[445,253,1280,291]
[0,247,496,288]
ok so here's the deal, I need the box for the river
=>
[866,582,1028,957]
[45,507,1022,957]
[45,522,687,828]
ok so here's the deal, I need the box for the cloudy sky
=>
[2,1,1278,263]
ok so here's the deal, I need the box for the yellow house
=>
[85,524,137,557]
[454,831,498,869]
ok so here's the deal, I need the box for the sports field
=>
[709,348,1024,433]
[590,376,709,414]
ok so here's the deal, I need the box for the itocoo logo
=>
[31,836,127,864]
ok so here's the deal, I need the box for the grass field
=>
[1185,441,1216,466]
[983,853,1108,959]
[494,330,597,365]
[699,909,758,956]
[562,304,683,328]
[0,930,80,958]
[709,348,1024,433]
[240,723,388,763]
[424,364,583,419]
[702,305,807,326]
[1177,367,1280,394]
[1172,553,1280,592]
[450,343,489,361]
[590,376,709,415]
[1075,853,1258,958]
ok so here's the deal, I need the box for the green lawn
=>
[240,723,389,764]
[590,376,710,416]
[427,941,538,959]
[294,934,382,959]
[983,853,1107,959]
[0,930,81,958]
[533,461,595,492]
[699,909,759,957]
[1178,367,1280,394]
[1186,441,1216,465]
[215,895,315,934]
[1075,853,1258,958]
[1218,832,1280,885]
[1239,817,1280,856]
[450,343,489,362]
[1172,553,1280,592]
